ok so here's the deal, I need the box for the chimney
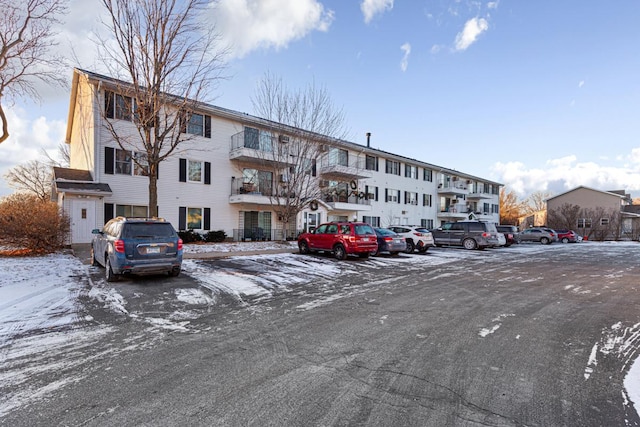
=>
[366,132,371,148]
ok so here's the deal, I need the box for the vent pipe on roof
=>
[366,132,371,148]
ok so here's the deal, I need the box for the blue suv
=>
[91,217,183,281]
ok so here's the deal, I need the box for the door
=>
[71,199,97,244]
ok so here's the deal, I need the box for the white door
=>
[71,199,97,243]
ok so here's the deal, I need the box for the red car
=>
[555,229,579,243]
[298,221,378,260]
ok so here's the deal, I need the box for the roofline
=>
[71,68,502,187]
[546,185,626,202]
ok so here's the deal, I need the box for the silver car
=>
[519,227,558,245]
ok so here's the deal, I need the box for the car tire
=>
[299,240,310,254]
[90,246,99,267]
[333,244,347,260]
[418,246,428,253]
[562,237,569,243]
[105,257,120,282]
[372,246,381,256]
[463,238,477,250]
[405,240,415,254]
[540,237,550,245]
[169,267,181,277]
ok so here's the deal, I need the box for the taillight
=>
[384,237,393,242]
[413,232,423,237]
[114,239,125,253]
[177,239,183,251]
[482,232,490,238]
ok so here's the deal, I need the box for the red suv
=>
[298,222,378,260]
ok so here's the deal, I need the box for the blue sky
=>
[2,0,640,199]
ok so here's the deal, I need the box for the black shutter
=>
[375,187,378,201]
[385,189,388,202]
[204,208,211,230]
[104,203,114,223]
[397,190,401,204]
[404,191,408,204]
[178,207,186,230]
[204,115,211,138]
[105,91,114,119]
[179,159,186,182]
[204,162,211,185]
[105,147,114,174]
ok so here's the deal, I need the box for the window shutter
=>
[385,188,388,202]
[104,203,114,223]
[204,115,211,138]
[397,190,401,204]
[204,162,211,185]
[204,208,211,230]
[105,147,114,174]
[179,159,187,182]
[178,207,186,231]
[105,91,114,119]
[374,187,378,201]
[404,191,408,204]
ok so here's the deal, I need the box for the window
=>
[600,218,609,226]
[421,219,434,229]
[187,113,203,136]
[133,152,149,176]
[366,155,379,171]
[404,191,418,205]
[491,204,499,214]
[385,159,400,175]
[116,205,148,218]
[242,168,273,196]
[188,207,203,229]
[105,91,135,121]
[328,148,349,167]
[244,127,272,151]
[423,169,433,182]
[385,189,400,203]
[365,185,378,201]
[115,149,132,175]
[578,218,592,228]
[404,165,418,179]
[483,203,490,214]
[188,160,203,182]
[423,193,432,207]
[363,216,381,227]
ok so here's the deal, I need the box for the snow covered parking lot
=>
[2,241,640,425]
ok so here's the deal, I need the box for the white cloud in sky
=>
[492,152,640,198]
[487,1,499,10]
[454,17,489,51]
[208,0,335,59]
[361,0,394,24]
[579,80,585,88]
[400,43,411,72]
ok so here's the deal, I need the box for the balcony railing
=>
[318,157,372,180]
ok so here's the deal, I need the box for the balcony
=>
[229,131,295,167]
[437,181,469,196]
[466,190,494,200]
[318,157,372,180]
[322,192,372,212]
[229,180,274,205]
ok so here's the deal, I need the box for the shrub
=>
[0,193,70,254]
[204,230,226,242]
[177,229,203,243]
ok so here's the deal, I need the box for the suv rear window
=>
[123,223,176,238]
[354,224,375,235]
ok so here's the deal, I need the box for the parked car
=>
[387,225,435,253]
[373,228,406,256]
[91,217,183,282]
[298,221,378,260]
[431,221,502,250]
[519,227,558,245]
[496,225,520,247]
[555,229,579,243]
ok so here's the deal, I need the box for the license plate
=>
[362,237,370,242]
[147,246,161,254]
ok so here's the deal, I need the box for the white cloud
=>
[361,0,394,24]
[400,43,411,72]
[430,44,443,54]
[491,152,640,199]
[208,0,335,59]
[454,17,489,51]
[487,1,499,10]
[579,80,585,88]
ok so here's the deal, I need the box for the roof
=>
[53,167,112,196]
[545,186,627,202]
[53,167,93,182]
[68,68,502,187]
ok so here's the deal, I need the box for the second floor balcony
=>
[229,130,295,167]
[321,191,372,212]
[437,181,469,196]
[318,157,372,180]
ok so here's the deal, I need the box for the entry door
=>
[71,199,96,243]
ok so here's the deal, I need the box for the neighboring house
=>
[546,186,637,240]
[54,68,502,243]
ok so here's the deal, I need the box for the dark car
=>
[373,228,406,256]
[91,217,183,282]
[432,221,502,250]
[555,229,579,243]
[496,225,520,247]
[298,221,378,260]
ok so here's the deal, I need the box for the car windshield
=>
[123,223,175,238]
[375,228,396,237]
[355,224,375,235]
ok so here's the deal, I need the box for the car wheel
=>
[372,246,381,256]
[390,251,399,256]
[169,267,181,277]
[418,246,428,253]
[333,244,347,260]
[358,252,370,259]
[540,237,550,245]
[405,240,415,254]
[463,238,477,250]
[299,240,310,254]
[562,237,569,243]
[90,246,99,266]
[105,257,120,282]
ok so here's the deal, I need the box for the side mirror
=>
[91,229,102,235]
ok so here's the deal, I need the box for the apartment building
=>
[53,69,501,243]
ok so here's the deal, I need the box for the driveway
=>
[2,242,640,426]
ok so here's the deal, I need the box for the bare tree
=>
[525,191,552,214]
[250,72,349,240]
[4,159,52,201]
[96,0,226,217]
[499,187,525,225]
[547,203,581,231]
[43,141,70,167]
[0,0,67,144]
